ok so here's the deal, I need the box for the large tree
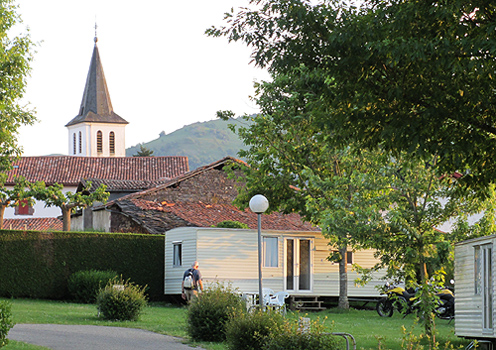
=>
[33,182,109,231]
[0,0,36,170]
[208,0,496,193]
[345,153,491,335]
[223,66,386,309]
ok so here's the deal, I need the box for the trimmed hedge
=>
[0,230,164,300]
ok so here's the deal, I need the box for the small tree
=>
[0,175,35,229]
[33,181,109,231]
[133,145,154,157]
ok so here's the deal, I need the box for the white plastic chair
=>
[262,288,274,305]
[267,291,289,314]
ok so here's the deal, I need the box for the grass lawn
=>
[2,298,472,350]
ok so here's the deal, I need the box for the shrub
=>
[214,220,249,229]
[68,269,118,303]
[265,317,339,350]
[186,283,246,342]
[96,277,148,321]
[225,309,285,350]
[0,300,14,348]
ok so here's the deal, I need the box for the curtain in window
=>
[173,243,182,266]
[264,237,278,267]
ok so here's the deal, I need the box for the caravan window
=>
[475,246,481,295]
[263,236,278,267]
[173,242,182,267]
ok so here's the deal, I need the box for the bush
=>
[68,269,118,303]
[225,309,285,350]
[187,283,246,342]
[265,318,339,350]
[0,300,14,348]
[96,277,148,321]
[214,220,249,229]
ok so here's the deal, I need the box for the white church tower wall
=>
[67,122,126,157]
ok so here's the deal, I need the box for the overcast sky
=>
[16,0,269,156]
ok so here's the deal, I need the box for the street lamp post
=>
[249,194,269,309]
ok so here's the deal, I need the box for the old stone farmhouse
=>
[76,156,317,234]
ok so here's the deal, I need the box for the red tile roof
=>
[132,199,318,232]
[3,218,63,231]
[6,156,189,186]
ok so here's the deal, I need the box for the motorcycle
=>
[376,282,455,319]
[434,286,455,320]
[376,282,417,317]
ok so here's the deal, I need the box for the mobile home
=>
[165,227,384,299]
[455,235,495,342]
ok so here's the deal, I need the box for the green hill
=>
[126,117,251,170]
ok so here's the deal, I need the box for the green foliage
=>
[96,277,148,321]
[209,0,496,193]
[0,300,14,348]
[125,117,251,170]
[214,220,249,229]
[0,230,165,300]
[265,318,339,350]
[225,309,285,350]
[0,0,36,171]
[67,269,118,304]
[132,145,154,157]
[186,283,246,342]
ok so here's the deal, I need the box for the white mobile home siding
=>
[455,235,495,340]
[165,227,383,297]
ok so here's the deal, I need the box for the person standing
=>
[182,261,203,302]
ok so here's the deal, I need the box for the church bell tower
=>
[65,35,128,157]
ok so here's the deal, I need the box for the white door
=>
[285,238,312,292]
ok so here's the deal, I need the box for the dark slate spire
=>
[65,37,128,127]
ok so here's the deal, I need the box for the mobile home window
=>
[331,250,353,264]
[475,246,481,295]
[173,242,182,267]
[263,236,278,267]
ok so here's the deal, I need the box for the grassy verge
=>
[3,298,471,350]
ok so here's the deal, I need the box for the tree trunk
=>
[419,259,434,338]
[0,205,5,229]
[62,207,72,231]
[338,244,349,309]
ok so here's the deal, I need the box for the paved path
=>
[9,324,207,350]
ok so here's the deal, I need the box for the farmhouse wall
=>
[110,213,150,234]
[140,169,241,204]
